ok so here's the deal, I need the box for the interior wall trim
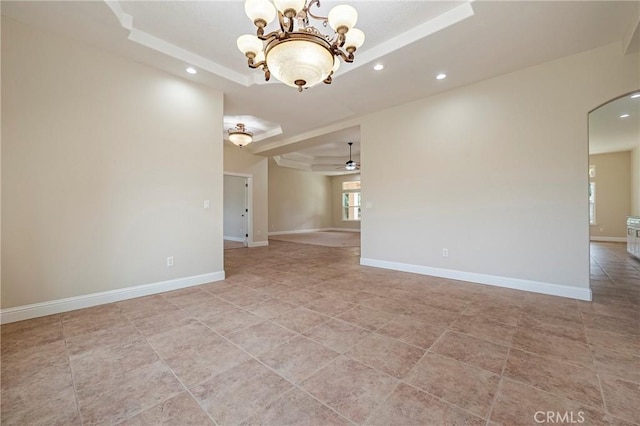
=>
[269,228,361,236]
[589,236,627,243]
[360,258,592,301]
[248,241,269,247]
[0,271,225,324]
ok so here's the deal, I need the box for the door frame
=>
[224,172,254,247]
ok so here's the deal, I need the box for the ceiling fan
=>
[339,142,360,171]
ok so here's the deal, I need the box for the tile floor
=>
[1,241,638,425]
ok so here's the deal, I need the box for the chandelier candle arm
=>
[238,0,364,92]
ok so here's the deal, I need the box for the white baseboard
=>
[269,228,329,236]
[0,271,225,324]
[590,236,627,243]
[360,258,592,301]
[248,241,269,247]
[224,236,246,243]
[269,228,360,236]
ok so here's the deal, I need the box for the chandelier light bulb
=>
[236,34,263,57]
[344,27,365,51]
[273,0,306,17]
[328,5,358,33]
[244,0,277,26]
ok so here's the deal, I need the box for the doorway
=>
[224,174,250,249]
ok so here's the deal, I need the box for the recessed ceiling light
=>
[436,73,447,80]
[186,67,197,74]
[631,93,640,99]
[373,64,384,71]
[620,114,630,118]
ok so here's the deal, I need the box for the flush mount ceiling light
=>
[186,67,197,74]
[345,142,357,170]
[228,123,253,147]
[436,73,447,80]
[620,113,630,118]
[237,0,365,92]
[373,63,384,71]
[631,93,640,99]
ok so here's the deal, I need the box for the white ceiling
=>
[589,92,640,155]
[3,1,639,172]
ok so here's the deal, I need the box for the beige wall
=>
[361,42,639,293]
[1,18,224,308]
[224,145,269,245]
[632,146,640,216]
[589,152,632,238]
[331,174,362,230]
[268,160,332,233]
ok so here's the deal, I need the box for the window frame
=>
[342,181,361,222]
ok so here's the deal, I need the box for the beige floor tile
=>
[148,322,250,387]
[119,392,213,425]
[377,315,448,349]
[0,386,80,426]
[346,333,424,378]
[76,360,183,424]
[1,340,69,391]
[591,346,640,383]
[271,307,330,334]
[247,298,297,319]
[367,383,485,426]
[431,330,509,374]
[404,353,500,418]
[304,296,356,316]
[259,336,340,383]
[336,305,396,331]
[491,378,618,426]
[1,316,64,355]
[582,312,640,337]
[301,356,398,424]
[600,374,640,424]
[191,359,293,424]
[228,320,297,355]
[450,314,517,346]
[241,387,351,426]
[201,307,264,336]
[504,349,603,409]
[584,328,640,356]
[70,335,159,392]
[511,328,593,368]
[463,301,523,326]
[303,319,370,353]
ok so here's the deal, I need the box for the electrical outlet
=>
[167,256,174,267]
[442,249,449,257]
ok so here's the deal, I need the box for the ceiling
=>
[589,92,640,155]
[2,1,639,172]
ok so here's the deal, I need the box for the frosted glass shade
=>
[344,27,365,51]
[332,58,341,73]
[236,34,264,56]
[345,160,356,171]
[244,0,276,25]
[266,35,333,89]
[229,132,253,147]
[328,5,357,32]
[273,0,305,15]
[254,51,265,66]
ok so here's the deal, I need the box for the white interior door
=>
[224,175,248,245]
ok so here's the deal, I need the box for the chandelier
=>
[237,0,365,92]
[228,123,253,147]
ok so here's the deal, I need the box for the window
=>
[589,165,596,225]
[342,180,361,221]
